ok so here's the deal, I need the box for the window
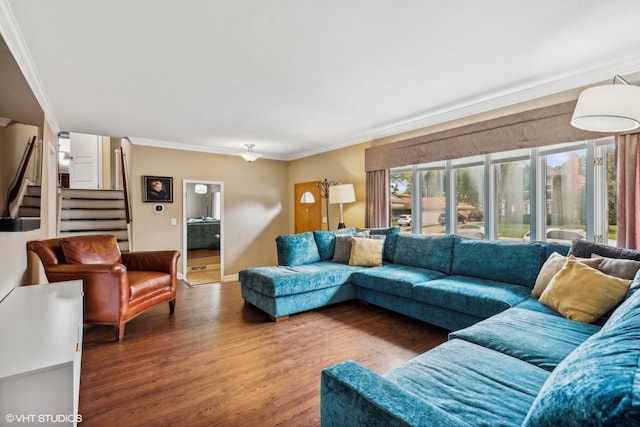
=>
[454,164,483,235]
[419,167,446,235]
[495,159,530,241]
[390,169,413,233]
[390,137,615,245]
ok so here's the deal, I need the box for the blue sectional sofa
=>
[239,228,566,328]
[240,228,640,425]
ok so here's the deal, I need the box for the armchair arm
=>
[43,263,130,323]
[321,361,470,427]
[121,250,180,274]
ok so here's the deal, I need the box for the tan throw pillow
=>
[532,252,603,298]
[539,256,631,323]
[60,234,122,264]
[348,236,384,267]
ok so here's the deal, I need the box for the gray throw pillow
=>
[592,254,640,280]
[332,235,354,264]
[569,240,640,261]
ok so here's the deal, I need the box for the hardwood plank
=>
[78,282,448,426]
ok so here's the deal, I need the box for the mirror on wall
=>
[0,34,44,231]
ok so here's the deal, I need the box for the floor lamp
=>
[329,184,355,229]
[316,179,336,230]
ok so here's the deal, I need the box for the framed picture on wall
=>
[143,175,173,203]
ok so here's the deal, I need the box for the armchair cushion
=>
[60,234,122,265]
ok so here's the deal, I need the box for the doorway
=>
[183,180,223,285]
[294,181,322,233]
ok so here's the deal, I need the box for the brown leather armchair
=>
[27,234,180,341]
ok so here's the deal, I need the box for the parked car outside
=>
[522,227,586,242]
[397,214,412,226]
[438,213,467,226]
[457,224,484,239]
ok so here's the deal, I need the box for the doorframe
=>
[182,179,224,282]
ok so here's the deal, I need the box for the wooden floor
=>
[79,282,449,426]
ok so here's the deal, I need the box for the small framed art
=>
[143,175,173,203]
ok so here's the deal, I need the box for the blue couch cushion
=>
[523,289,640,426]
[240,261,364,297]
[413,275,531,319]
[368,227,401,262]
[450,307,601,371]
[350,264,446,299]
[544,242,570,258]
[276,232,321,266]
[386,339,549,426]
[451,237,546,287]
[313,228,356,261]
[393,234,455,274]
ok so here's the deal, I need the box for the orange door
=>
[294,182,322,233]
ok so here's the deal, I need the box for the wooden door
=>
[294,182,322,233]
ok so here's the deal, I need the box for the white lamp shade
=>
[571,84,640,133]
[239,152,263,162]
[194,184,208,194]
[329,184,355,204]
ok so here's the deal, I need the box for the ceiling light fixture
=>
[571,75,640,133]
[239,144,263,162]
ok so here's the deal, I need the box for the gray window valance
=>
[365,100,607,172]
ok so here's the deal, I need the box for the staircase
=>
[58,188,130,251]
[16,184,41,217]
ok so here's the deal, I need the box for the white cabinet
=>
[0,281,83,426]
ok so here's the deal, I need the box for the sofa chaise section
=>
[240,230,367,320]
[240,262,364,321]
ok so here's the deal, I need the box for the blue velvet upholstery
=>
[313,228,356,261]
[450,307,601,371]
[412,275,532,319]
[321,360,468,427]
[350,264,446,299]
[544,242,570,258]
[523,288,640,426]
[242,281,357,319]
[451,237,546,287]
[393,234,455,273]
[356,287,482,331]
[368,227,401,262]
[239,262,364,297]
[383,339,549,426]
[275,232,321,266]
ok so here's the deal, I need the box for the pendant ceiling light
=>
[239,144,263,162]
[571,75,640,133]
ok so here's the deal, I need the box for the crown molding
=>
[129,137,288,161]
[286,56,640,161]
[0,0,59,134]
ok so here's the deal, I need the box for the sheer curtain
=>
[365,169,389,228]
[616,133,640,249]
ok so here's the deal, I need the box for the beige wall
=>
[0,119,57,298]
[288,142,370,231]
[128,145,290,277]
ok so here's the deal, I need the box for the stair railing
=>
[118,147,131,224]
[3,136,37,217]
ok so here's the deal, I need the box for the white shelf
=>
[0,281,83,426]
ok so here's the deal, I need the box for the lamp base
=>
[337,223,346,229]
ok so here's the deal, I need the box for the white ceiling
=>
[2,0,640,161]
